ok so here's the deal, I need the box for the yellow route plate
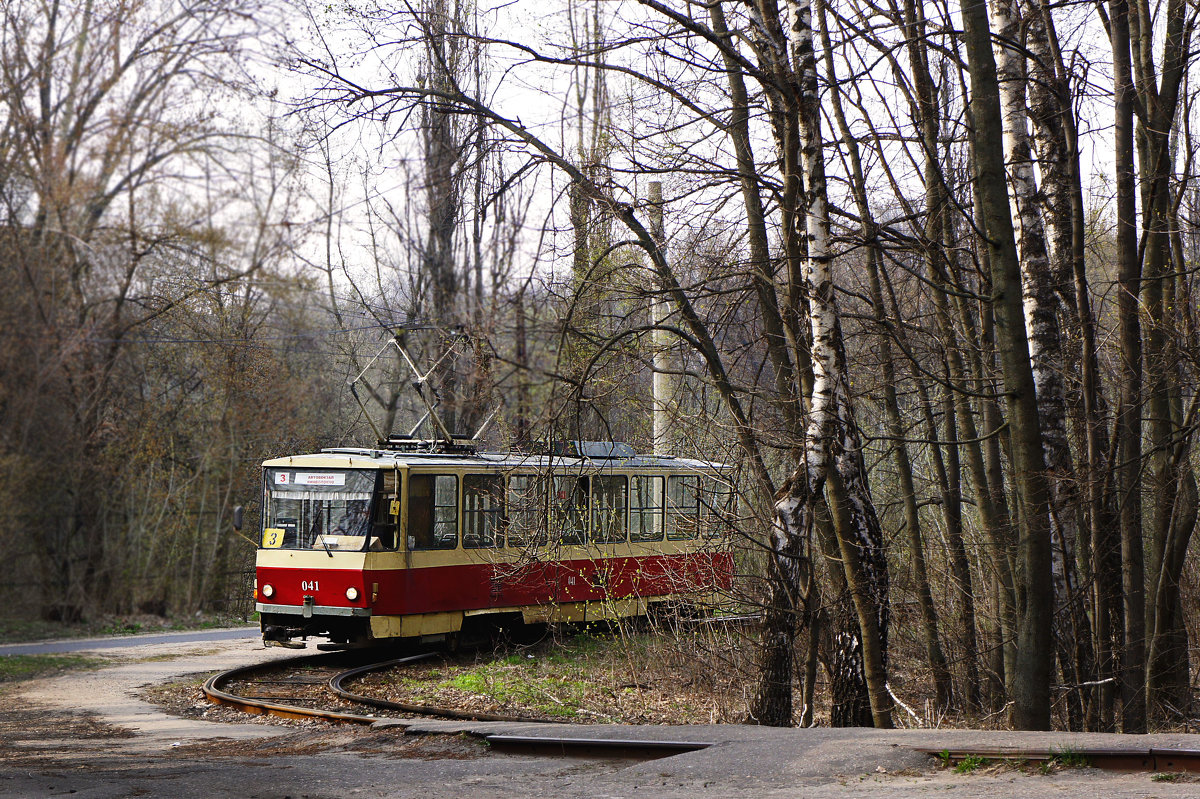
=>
[262,528,285,548]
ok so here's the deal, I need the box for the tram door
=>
[551,473,629,605]
[552,474,590,604]
[501,473,555,608]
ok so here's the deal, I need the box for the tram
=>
[253,437,735,648]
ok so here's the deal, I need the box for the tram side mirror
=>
[232,505,244,532]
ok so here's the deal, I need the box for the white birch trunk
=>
[782,0,890,727]
[1022,2,1073,311]
[748,0,837,725]
[744,0,890,728]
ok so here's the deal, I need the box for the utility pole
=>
[648,181,674,456]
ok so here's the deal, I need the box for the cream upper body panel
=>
[357,539,716,569]
[256,549,369,569]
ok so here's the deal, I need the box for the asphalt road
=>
[4,633,1200,797]
[0,625,260,656]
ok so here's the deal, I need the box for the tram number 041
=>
[301,580,320,592]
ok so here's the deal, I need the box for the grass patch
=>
[953,754,988,774]
[0,653,109,683]
[437,655,592,717]
[1049,748,1091,769]
[0,618,94,643]
[1033,748,1093,774]
[361,623,745,724]
[169,613,259,631]
[100,621,144,636]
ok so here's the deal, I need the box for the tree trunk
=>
[959,0,1055,729]
[1127,0,1193,721]
[1026,0,1120,730]
[781,0,892,728]
[1109,0,1147,734]
[990,0,1095,728]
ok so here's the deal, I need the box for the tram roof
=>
[262,447,728,472]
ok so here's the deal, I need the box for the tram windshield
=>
[261,469,377,551]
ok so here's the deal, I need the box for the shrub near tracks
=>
[347,630,749,724]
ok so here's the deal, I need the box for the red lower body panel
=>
[257,551,732,617]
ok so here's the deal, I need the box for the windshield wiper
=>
[320,535,334,558]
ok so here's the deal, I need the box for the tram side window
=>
[371,495,399,550]
[553,475,589,545]
[629,475,664,542]
[507,474,548,548]
[408,474,458,550]
[592,475,628,543]
[666,475,700,540]
[463,474,505,549]
[369,471,399,551]
[701,478,735,539]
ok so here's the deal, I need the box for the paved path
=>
[9,632,294,749]
[0,625,261,656]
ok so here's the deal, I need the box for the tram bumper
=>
[256,601,373,618]
[257,602,372,647]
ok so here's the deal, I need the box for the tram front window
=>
[262,469,377,551]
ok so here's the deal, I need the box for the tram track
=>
[203,651,421,724]
[202,648,720,759]
[203,648,600,726]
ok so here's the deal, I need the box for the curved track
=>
[204,650,560,725]
[203,651,717,758]
[205,652,419,723]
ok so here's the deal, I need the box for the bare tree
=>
[0,0,299,618]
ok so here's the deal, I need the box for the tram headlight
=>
[345,587,360,601]
[261,583,274,599]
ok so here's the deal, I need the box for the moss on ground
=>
[0,654,110,684]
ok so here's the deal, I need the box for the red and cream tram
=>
[254,438,735,648]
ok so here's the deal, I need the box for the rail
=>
[203,651,718,760]
[204,650,585,726]
[203,652,431,724]
[919,746,1200,772]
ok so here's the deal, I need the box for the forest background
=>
[0,0,1197,734]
